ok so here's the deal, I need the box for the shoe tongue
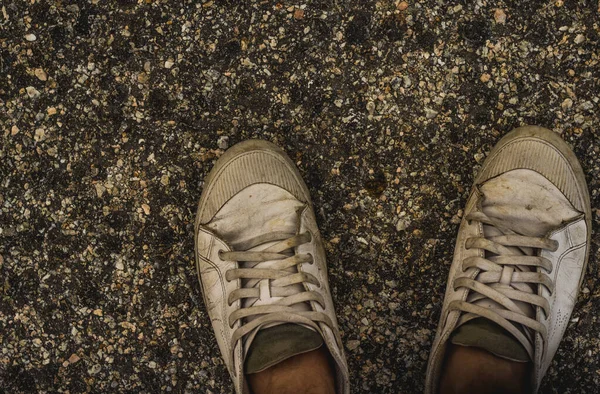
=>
[206,184,312,333]
[207,184,305,246]
[479,169,581,237]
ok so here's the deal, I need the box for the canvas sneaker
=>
[425,126,592,393]
[195,140,350,394]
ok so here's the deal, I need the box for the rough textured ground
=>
[1,0,599,393]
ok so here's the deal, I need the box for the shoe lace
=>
[220,231,338,369]
[449,207,559,360]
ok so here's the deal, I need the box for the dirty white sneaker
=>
[195,140,350,394]
[425,126,592,393]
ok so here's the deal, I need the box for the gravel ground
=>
[1,1,599,393]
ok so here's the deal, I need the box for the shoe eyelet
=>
[307,253,314,265]
[218,250,225,260]
[305,232,313,242]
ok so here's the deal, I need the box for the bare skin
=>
[247,347,336,394]
[439,344,530,394]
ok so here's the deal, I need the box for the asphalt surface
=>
[1,1,600,393]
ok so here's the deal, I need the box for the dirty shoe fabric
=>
[195,140,350,394]
[425,126,592,394]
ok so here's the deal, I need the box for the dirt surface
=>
[1,1,599,393]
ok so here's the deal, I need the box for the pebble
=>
[424,108,438,119]
[396,218,410,231]
[164,59,175,69]
[217,136,229,149]
[35,68,48,81]
[34,128,45,141]
[561,98,573,110]
[68,354,81,364]
[397,1,409,11]
[574,34,585,44]
[494,9,507,24]
[95,183,106,198]
[25,33,37,41]
[26,86,41,99]
[366,101,376,114]
[346,340,361,351]
[89,364,102,375]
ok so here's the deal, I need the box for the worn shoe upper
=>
[425,126,591,393]
[195,140,350,394]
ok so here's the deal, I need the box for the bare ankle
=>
[247,347,336,394]
[439,344,530,394]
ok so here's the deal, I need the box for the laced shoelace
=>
[219,231,338,373]
[449,208,559,360]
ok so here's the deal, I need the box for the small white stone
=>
[89,364,102,375]
[115,261,124,271]
[217,136,229,150]
[26,86,41,99]
[574,34,585,44]
[346,340,360,351]
[366,101,376,114]
[164,59,175,69]
[396,218,410,231]
[356,237,369,245]
[424,108,438,119]
[148,361,157,369]
[25,33,37,41]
